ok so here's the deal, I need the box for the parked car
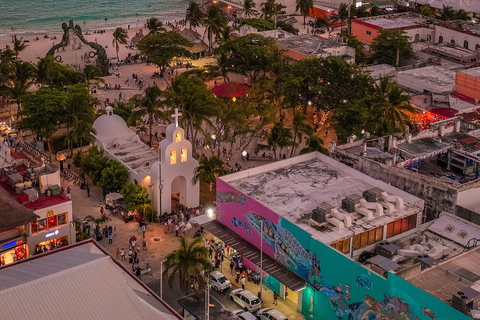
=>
[208,271,231,292]
[232,309,258,320]
[230,289,262,312]
[258,308,288,320]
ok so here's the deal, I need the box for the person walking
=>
[142,224,146,238]
[86,185,90,197]
[115,248,119,258]
[108,231,113,244]
[230,260,235,275]
[142,239,147,251]
[120,248,125,261]
[273,291,278,305]
[240,276,245,290]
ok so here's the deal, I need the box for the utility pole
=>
[259,219,263,300]
[205,274,210,320]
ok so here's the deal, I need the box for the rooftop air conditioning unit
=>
[376,241,400,259]
[342,194,362,213]
[451,287,480,313]
[414,254,439,270]
[313,202,335,224]
[363,187,384,202]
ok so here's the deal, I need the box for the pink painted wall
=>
[351,19,381,45]
[216,179,278,259]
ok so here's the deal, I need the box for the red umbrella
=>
[211,82,249,98]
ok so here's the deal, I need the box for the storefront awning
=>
[201,220,307,291]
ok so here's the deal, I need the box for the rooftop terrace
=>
[221,153,423,245]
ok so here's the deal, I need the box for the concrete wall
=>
[332,152,458,220]
[434,26,480,50]
[456,71,480,102]
[395,263,422,279]
[455,205,480,226]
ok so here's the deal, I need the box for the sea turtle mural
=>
[46,20,109,75]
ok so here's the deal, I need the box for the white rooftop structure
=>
[359,15,426,29]
[396,66,457,94]
[459,67,480,78]
[0,240,180,320]
[257,29,297,40]
[367,64,396,80]
[220,152,423,245]
[413,0,480,12]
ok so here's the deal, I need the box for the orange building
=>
[456,67,480,102]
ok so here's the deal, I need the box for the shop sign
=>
[2,240,23,250]
[45,230,60,238]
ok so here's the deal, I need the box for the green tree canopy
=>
[37,56,83,88]
[243,0,259,18]
[138,32,192,70]
[370,29,413,67]
[81,146,110,185]
[120,183,152,212]
[193,156,229,191]
[203,5,228,51]
[97,160,129,192]
[339,32,365,64]
[146,17,167,35]
[296,0,314,28]
[186,1,204,29]
[257,121,292,160]
[299,135,328,155]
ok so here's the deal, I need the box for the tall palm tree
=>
[146,17,166,35]
[296,0,314,28]
[85,215,111,239]
[216,52,230,83]
[186,1,204,29]
[8,60,36,119]
[418,4,436,18]
[193,156,229,191]
[163,237,212,292]
[299,135,327,155]
[203,5,227,51]
[257,121,292,160]
[261,0,286,26]
[82,64,104,89]
[112,27,128,61]
[243,0,259,19]
[439,5,456,21]
[290,110,314,157]
[454,9,471,21]
[129,86,166,147]
[12,35,27,58]
[338,3,348,31]
[64,84,95,150]
[373,78,413,135]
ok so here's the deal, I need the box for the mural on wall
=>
[216,182,467,320]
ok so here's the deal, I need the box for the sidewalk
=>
[204,231,306,320]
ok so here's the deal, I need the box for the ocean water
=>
[0,0,192,41]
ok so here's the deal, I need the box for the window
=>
[366,31,371,35]
[451,39,455,45]
[464,40,469,49]
[47,215,58,228]
[175,131,181,142]
[58,213,67,225]
[170,148,177,164]
[415,34,420,41]
[439,36,443,43]
[476,44,480,50]
[181,146,187,162]
[38,219,47,232]
[331,238,350,254]
[387,214,417,238]
[352,226,383,250]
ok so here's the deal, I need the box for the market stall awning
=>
[211,82,249,98]
[429,107,458,119]
[200,219,307,291]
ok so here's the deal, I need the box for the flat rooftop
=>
[459,66,480,78]
[277,34,346,55]
[104,137,158,173]
[358,14,426,29]
[407,245,480,306]
[221,153,422,245]
[23,194,71,210]
[396,66,457,94]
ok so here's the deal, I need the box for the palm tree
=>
[418,4,436,18]
[82,64,104,89]
[439,5,456,21]
[186,1,204,29]
[85,215,111,240]
[112,27,128,61]
[243,0,259,19]
[261,0,286,27]
[146,17,166,35]
[129,86,166,147]
[373,78,413,135]
[203,5,227,51]
[290,110,314,157]
[296,0,314,28]
[299,135,327,155]
[163,237,212,292]
[193,156,229,191]
[216,52,230,82]
[454,9,471,21]
[338,3,348,32]
[8,60,36,119]
[257,122,292,160]
[12,35,27,58]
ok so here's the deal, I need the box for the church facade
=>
[91,106,199,215]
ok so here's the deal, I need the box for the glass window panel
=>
[409,214,417,230]
[342,238,350,254]
[394,220,402,236]
[48,216,58,228]
[360,232,368,248]
[58,213,67,225]
[375,226,383,241]
[368,229,376,245]
[401,217,409,232]
[38,219,47,231]
[336,241,343,252]
[387,222,394,238]
[31,222,38,233]
[353,234,361,250]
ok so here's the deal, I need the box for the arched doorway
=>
[171,176,187,211]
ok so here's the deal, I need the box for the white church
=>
[91,106,199,215]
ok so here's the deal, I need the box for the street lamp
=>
[241,150,247,157]
[160,258,167,300]
[207,208,214,218]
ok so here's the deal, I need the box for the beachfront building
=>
[0,142,75,262]
[196,152,472,320]
[0,239,182,319]
[92,106,199,215]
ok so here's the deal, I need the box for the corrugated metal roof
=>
[0,242,178,320]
